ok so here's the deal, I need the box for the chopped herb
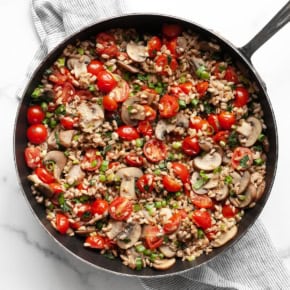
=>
[135,257,143,271]
[227,104,233,112]
[104,192,110,202]
[258,133,265,142]
[55,104,66,115]
[224,175,233,184]
[82,211,92,220]
[57,57,65,67]
[197,228,204,239]
[196,65,210,80]
[99,174,106,182]
[55,131,61,148]
[167,152,175,161]
[104,252,115,260]
[228,131,238,148]
[79,195,89,203]
[239,155,249,168]
[97,98,103,105]
[103,145,112,155]
[123,238,131,244]
[191,98,199,107]
[44,69,52,76]
[58,193,70,212]
[31,86,43,99]
[137,73,148,81]
[150,253,159,262]
[161,200,167,207]
[175,191,182,197]
[135,244,146,253]
[123,71,131,81]
[133,204,141,212]
[132,83,141,93]
[106,65,114,71]
[213,166,222,174]
[178,75,187,83]
[154,201,162,208]
[172,141,182,149]
[178,99,187,109]
[203,101,214,114]
[158,162,167,169]
[88,84,96,92]
[135,138,144,148]
[193,178,205,190]
[143,249,152,256]
[254,158,264,166]
[163,235,169,243]
[218,64,226,72]
[96,221,105,230]
[159,253,164,259]
[40,102,48,112]
[167,55,172,65]
[77,48,84,55]
[253,145,263,152]
[153,169,161,175]
[200,170,209,181]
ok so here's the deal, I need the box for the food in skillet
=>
[24,23,268,270]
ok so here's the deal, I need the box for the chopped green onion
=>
[254,158,264,166]
[172,203,178,209]
[132,83,141,93]
[49,118,58,128]
[175,191,182,197]
[31,87,42,99]
[88,84,96,92]
[137,73,148,81]
[191,98,199,107]
[135,245,146,253]
[73,134,79,141]
[100,160,109,172]
[134,204,141,212]
[159,253,164,259]
[135,257,143,270]
[99,174,106,182]
[103,145,112,155]
[104,251,115,260]
[161,200,167,207]
[172,141,182,150]
[178,75,186,83]
[44,160,55,172]
[159,162,167,169]
[238,195,246,201]
[167,152,174,161]
[197,228,204,239]
[213,166,222,174]
[224,175,233,185]
[178,99,187,109]
[199,170,209,182]
[57,57,66,67]
[193,178,204,190]
[154,201,162,209]
[253,145,263,152]
[258,133,265,142]
[136,138,144,148]
[107,65,114,71]
[77,48,84,55]
[123,72,131,81]
[55,104,66,115]
[153,169,161,175]
[106,173,115,182]
[143,249,152,256]
[58,193,70,212]
[196,65,210,80]
[150,253,159,262]
[40,102,48,112]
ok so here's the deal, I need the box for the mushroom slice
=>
[237,117,262,147]
[115,167,143,179]
[238,171,251,194]
[59,130,76,148]
[255,181,266,202]
[175,112,189,128]
[126,42,147,62]
[190,172,208,195]
[230,184,256,208]
[67,55,90,78]
[203,174,219,189]
[159,208,173,224]
[43,150,67,180]
[121,96,141,126]
[215,184,229,201]
[120,177,137,200]
[212,225,238,248]
[199,138,213,152]
[155,120,175,141]
[159,245,176,258]
[152,258,176,270]
[75,227,96,235]
[47,127,59,149]
[27,174,54,198]
[105,220,124,240]
[66,165,85,185]
[117,223,142,249]
[193,150,222,171]
[117,60,140,73]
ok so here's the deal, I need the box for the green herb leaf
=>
[193,178,205,190]
[240,155,250,168]
[224,175,233,184]
[228,131,238,148]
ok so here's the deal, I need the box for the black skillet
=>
[14,1,290,277]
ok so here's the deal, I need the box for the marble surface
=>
[1,0,290,289]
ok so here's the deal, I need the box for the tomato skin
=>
[35,167,55,184]
[27,124,48,144]
[91,199,109,215]
[207,114,220,133]
[109,196,133,221]
[231,147,253,170]
[191,195,213,209]
[165,37,179,57]
[155,54,178,74]
[49,69,70,85]
[218,111,236,130]
[171,162,189,183]
[24,147,41,169]
[163,213,181,234]
[224,66,238,83]
[213,130,229,143]
[109,78,129,103]
[222,204,238,218]
[97,71,117,93]
[85,235,105,249]
[60,115,77,130]
[182,136,200,156]
[162,23,183,38]
[74,203,92,221]
[27,105,45,125]
[143,105,157,121]
[148,36,162,57]
[60,82,76,103]
[117,125,140,141]
[125,153,144,167]
[159,94,179,118]
[144,225,164,250]
[49,182,64,194]
[56,213,69,234]
[196,81,209,97]
[178,82,193,94]
[162,175,182,192]
[87,60,104,76]
[234,87,249,107]
[137,120,153,136]
[136,174,154,193]
[81,149,103,171]
[143,139,167,163]
[96,32,119,57]
[189,116,209,131]
[103,94,118,111]
[192,210,212,230]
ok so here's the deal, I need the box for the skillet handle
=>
[240,1,290,60]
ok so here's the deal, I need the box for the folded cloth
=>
[26,0,290,289]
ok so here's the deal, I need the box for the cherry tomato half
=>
[218,111,236,130]
[162,175,182,192]
[182,136,200,156]
[137,120,153,137]
[136,174,154,193]
[87,60,104,76]
[171,162,189,183]
[108,78,129,103]
[24,147,41,169]
[27,124,48,144]
[109,196,133,221]
[27,105,45,125]
[103,94,118,111]
[159,94,179,118]
[222,204,239,218]
[60,82,76,103]
[191,194,213,209]
[155,54,178,75]
[143,139,167,163]
[234,87,249,107]
[85,235,105,249]
[192,210,212,230]
[60,115,78,130]
[81,149,103,171]
[207,114,220,133]
[91,199,109,215]
[189,116,209,131]
[143,105,157,121]
[163,212,182,234]
[125,153,144,167]
[35,167,55,184]
[144,225,164,250]
[196,81,209,97]
[148,36,162,57]
[117,125,140,141]
[96,32,119,57]
[74,203,92,221]
[224,66,238,83]
[231,147,253,170]
[97,70,117,93]
[213,130,229,143]
[56,213,69,234]
[162,23,183,38]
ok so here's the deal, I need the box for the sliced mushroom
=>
[43,150,67,180]
[255,181,266,202]
[155,120,175,141]
[193,150,222,171]
[105,220,124,240]
[152,258,176,270]
[159,208,173,224]
[115,167,143,179]
[67,55,91,78]
[238,171,251,194]
[126,42,147,62]
[47,127,58,149]
[191,171,208,195]
[121,96,141,126]
[199,138,213,152]
[59,130,76,148]
[129,104,146,121]
[75,227,96,235]
[212,225,238,248]
[199,41,220,52]
[117,223,142,249]
[215,184,229,201]
[230,184,256,208]
[175,112,189,128]
[237,117,262,147]
[159,245,176,258]
[203,174,219,189]
[117,60,140,73]
[66,165,85,185]
[27,174,54,198]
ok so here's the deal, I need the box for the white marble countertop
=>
[1,0,290,289]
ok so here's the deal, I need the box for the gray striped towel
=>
[25,0,290,289]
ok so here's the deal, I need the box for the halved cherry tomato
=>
[24,147,41,169]
[162,175,182,192]
[143,105,157,121]
[213,130,229,143]
[196,81,209,97]
[49,182,63,194]
[108,78,129,103]
[35,167,55,184]
[56,213,69,234]
[117,125,140,141]
[103,94,118,111]
[27,105,45,125]
[143,139,167,163]
[109,196,133,221]
[136,174,154,193]
[218,111,236,130]
[74,203,92,221]
[81,149,103,171]
[192,210,212,230]
[76,182,89,191]
[191,194,213,209]
[91,199,109,215]
[97,70,117,93]
[125,153,144,167]
[108,162,120,169]
[163,212,181,234]
[165,37,179,57]
[155,54,178,74]
[144,225,164,250]
[222,204,239,218]
[182,136,200,156]
[207,114,220,133]
[60,82,75,103]
[96,32,119,57]
[77,90,94,100]
[234,87,249,107]
[27,124,48,144]
[162,23,183,38]
[87,60,104,76]
[169,85,183,97]
[148,36,162,57]
[189,116,209,131]
[85,235,105,249]
[178,82,193,94]
[60,115,78,130]
[171,162,189,183]
[224,66,238,83]
[231,147,253,170]
[49,68,70,85]
[137,120,153,136]
[159,94,179,118]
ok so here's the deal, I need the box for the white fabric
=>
[21,0,290,289]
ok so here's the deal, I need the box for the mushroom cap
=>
[255,181,266,202]
[193,150,222,171]
[215,184,229,201]
[105,220,124,240]
[230,184,256,208]
[66,164,85,185]
[121,96,141,126]
[238,117,262,147]
[152,258,176,270]
[117,60,140,73]
[211,225,238,248]
[159,245,176,258]
[190,171,208,195]
[67,55,90,78]
[43,150,67,180]
[59,130,76,148]
[27,174,54,198]
[120,177,137,200]
[117,223,142,249]
[115,167,143,179]
[155,120,175,141]
[126,42,147,62]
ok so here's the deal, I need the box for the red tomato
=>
[49,69,70,85]
[192,210,212,230]
[35,167,55,184]
[224,66,238,83]
[159,94,179,118]
[77,90,94,100]
[125,153,144,167]
[49,183,63,194]
[155,54,178,74]
[148,36,162,57]
[137,120,153,136]
[182,136,200,156]
[231,147,253,170]
[74,203,92,221]
[96,32,119,57]
[165,37,179,57]
[91,199,109,215]
[97,71,117,93]
[171,162,189,183]
[179,82,193,94]
[60,115,77,130]
[24,147,41,169]
[103,94,118,111]
[218,111,236,130]
[222,204,239,218]
[27,105,45,125]
[81,149,103,171]
[117,125,140,141]
[109,196,133,221]
[162,175,182,192]
[189,116,209,131]
[27,124,48,144]
[143,139,167,163]
[136,174,154,193]
[144,225,164,250]
[143,105,157,121]
[207,114,220,133]
[108,162,120,169]
[196,81,209,97]
[163,213,181,234]
[169,85,183,97]
[87,60,104,76]
[191,195,213,209]
[213,130,229,143]
[109,78,129,103]
[85,235,105,249]
[234,87,249,107]
[60,82,75,103]
[56,213,69,234]
[162,23,183,38]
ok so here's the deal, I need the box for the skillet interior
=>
[14,14,278,277]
